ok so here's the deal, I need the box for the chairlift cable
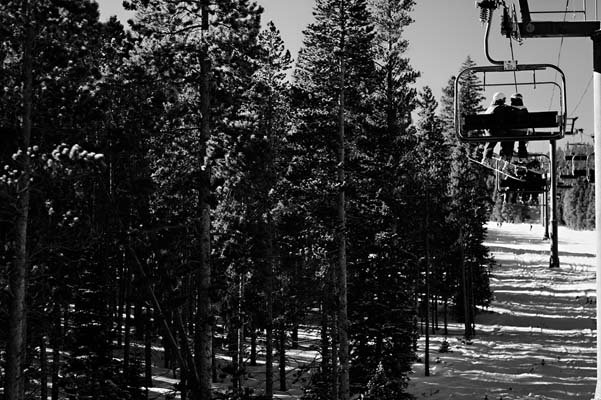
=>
[570,74,593,116]
[508,36,518,93]
[549,0,570,110]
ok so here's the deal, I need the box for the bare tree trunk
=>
[175,311,200,398]
[336,1,349,397]
[128,248,194,388]
[211,336,217,383]
[117,259,126,347]
[180,374,187,400]
[460,229,471,340]
[291,323,298,350]
[278,325,286,391]
[163,330,172,370]
[50,308,63,400]
[434,295,439,332]
[443,297,448,336]
[468,262,476,337]
[331,316,339,400]
[249,326,257,366]
[237,275,244,392]
[264,249,274,398]
[182,275,191,333]
[6,2,33,398]
[124,268,132,374]
[195,2,213,398]
[425,197,430,376]
[40,335,48,400]
[261,65,280,398]
[320,301,329,379]
[135,302,144,340]
[229,317,240,391]
[375,333,382,366]
[145,308,153,392]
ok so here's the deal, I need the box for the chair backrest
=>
[463,111,559,131]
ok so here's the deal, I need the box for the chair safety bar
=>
[567,155,589,161]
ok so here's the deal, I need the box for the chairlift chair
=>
[587,153,595,183]
[498,172,547,194]
[560,154,587,179]
[571,154,588,178]
[497,152,548,194]
[498,177,546,205]
[562,142,591,178]
[522,152,549,173]
[499,177,546,193]
[564,142,590,159]
[563,118,579,135]
[454,63,567,142]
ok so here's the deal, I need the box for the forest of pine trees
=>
[0,1,495,399]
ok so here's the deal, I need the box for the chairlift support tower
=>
[476,0,601,397]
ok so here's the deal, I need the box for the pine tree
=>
[210,20,293,397]
[368,0,419,134]
[562,178,594,230]
[439,57,492,339]
[293,0,377,398]
[0,2,133,398]
[120,0,264,397]
[3,2,33,398]
[586,184,595,229]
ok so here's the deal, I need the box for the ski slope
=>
[407,222,598,400]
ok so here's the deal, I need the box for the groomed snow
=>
[407,222,598,400]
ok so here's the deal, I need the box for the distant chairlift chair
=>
[587,153,595,184]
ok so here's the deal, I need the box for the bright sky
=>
[97,0,597,150]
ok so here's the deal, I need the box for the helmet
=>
[492,92,506,103]
[510,93,524,106]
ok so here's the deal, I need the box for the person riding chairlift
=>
[481,92,532,164]
[509,93,529,161]
[481,92,515,164]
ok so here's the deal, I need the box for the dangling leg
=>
[482,140,498,163]
[517,140,528,160]
[500,141,515,162]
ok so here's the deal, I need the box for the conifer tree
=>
[4,2,33,398]
[439,57,492,339]
[210,20,293,397]
[0,2,131,398]
[293,0,377,398]
[562,179,595,230]
[368,0,419,134]
[122,0,263,397]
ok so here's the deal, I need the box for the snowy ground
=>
[407,222,598,400]
[145,222,599,399]
[147,328,321,399]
